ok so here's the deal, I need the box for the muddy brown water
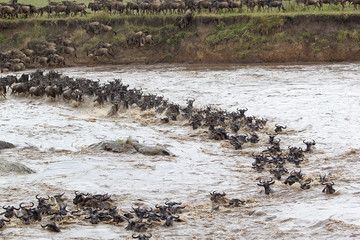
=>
[0,63,360,239]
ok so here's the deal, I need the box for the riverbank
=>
[1,13,360,69]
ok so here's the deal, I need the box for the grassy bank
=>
[1,13,360,67]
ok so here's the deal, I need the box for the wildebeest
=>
[266,0,286,11]
[29,85,45,97]
[127,31,145,46]
[87,48,114,58]
[140,34,155,46]
[257,178,275,194]
[179,9,192,29]
[0,84,6,99]
[11,82,29,95]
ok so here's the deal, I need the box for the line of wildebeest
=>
[0,0,359,20]
[0,70,336,236]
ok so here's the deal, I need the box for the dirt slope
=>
[0,14,360,70]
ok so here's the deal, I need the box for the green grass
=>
[273,32,296,44]
[337,29,360,42]
[205,15,283,46]
[166,30,194,44]
[0,23,46,50]
[0,34,7,44]
[12,23,46,48]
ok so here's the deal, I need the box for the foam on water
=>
[1,63,360,239]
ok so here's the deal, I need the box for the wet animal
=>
[257,178,275,194]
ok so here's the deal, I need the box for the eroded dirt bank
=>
[1,14,360,68]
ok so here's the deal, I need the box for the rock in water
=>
[88,140,137,154]
[132,142,170,156]
[0,141,15,150]
[88,139,170,156]
[0,160,35,174]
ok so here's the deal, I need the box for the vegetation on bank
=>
[1,12,360,54]
[1,0,360,64]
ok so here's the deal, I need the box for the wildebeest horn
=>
[19,202,33,208]
[101,194,111,201]
[36,194,50,200]
[165,201,182,206]
[41,224,48,228]
[131,206,138,211]
[54,192,65,198]
[268,178,275,184]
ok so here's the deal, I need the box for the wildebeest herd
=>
[0,191,186,239]
[0,0,358,20]
[0,70,337,235]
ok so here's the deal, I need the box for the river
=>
[0,63,360,239]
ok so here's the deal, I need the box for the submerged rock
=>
[89,140,137,154]
[132,142,170,156]
[0,160,35,174]
[88,139,170,156]
[0,141,15,150]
